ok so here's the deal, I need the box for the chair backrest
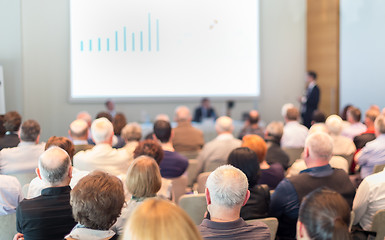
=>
[187,159,199,187]
[246,217,278,240]
[371,209,385,240]
[335,153,354,170]
[10,172,36,187]
[282,147,304,167]
[329,156,349,173]
[179,193,207,225]
[179,151,199,160]
[373,164,385,174]
[171,175,188,204]
[0,213,17,240]
[204,159,225,172]
[196,172,211,193]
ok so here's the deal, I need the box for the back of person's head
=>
[374,114,385,134]
[123,198,202,240]
[113,112,127,136]
[312,110,326,124]
[133,139,164,165]
[241,135,267,163]
[307,71,317,81]
[340,104,352,121]
[95,111,113,122]
[248,110,259,124]
[153,120,172,143]
[4,111,22,132]
[325,115,343,135]
[215,116,233,134]
[227,147,260,188]
[121,122,142,142]
[175,106,191,122]
[298,188,351,240]
[308,123,328,135]
[69,119,88,138]
[282,103,295,118]
[154,114,170,122]
[365,108,380,124]
[347,106,361,123]
[91,117,114,144]
[20,119,40,142]
[71,171,125,230]
[126,156,161,198]
[76,111,92,127]
[45,136,75,161]
[286,107,300,121]
[265,121,284,141]
[305,132,333,162]
[38,146,71,185]
[206,165,248,208]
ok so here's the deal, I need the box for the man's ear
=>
[68,166,73,179]
[205,188,211,205]
[242,190,250,206]
[36,168,42,180]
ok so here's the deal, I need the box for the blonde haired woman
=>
[123,198,202,240]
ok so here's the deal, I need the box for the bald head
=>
[174,106,191,122]
[77,111,92,127]
[248,110,259,124]
[38,147,72,186]
[215,116,234,134]
[69,119,88,139]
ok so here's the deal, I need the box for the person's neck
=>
[305,160,329,169]
[209,205,240,222]
[260,160,270,169]
[161,142,174,152]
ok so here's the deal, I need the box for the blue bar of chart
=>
[80,13,159,53]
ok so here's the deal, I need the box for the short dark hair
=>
[95,112,113,122]
[113,112,127,135]
[20,120,40,142]
[4,111,22,132]
[71,171,125,230]
[308,71,317,80]
[153,120,171,143]
[348,106,361,122]
[299,188,351,240]
[312,110,326,123]
[227,147,261,188]
[134,139,164,165]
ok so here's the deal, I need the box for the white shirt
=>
[281,121,308,148]
[0,142,45,174]
[341,122,367,140]
[73,143,130,176]
[353,167,385,230]
[0,175,22,215]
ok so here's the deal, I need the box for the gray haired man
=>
[198,165,270,240]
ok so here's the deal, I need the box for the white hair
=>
[266,121,284,138]
[375,114,385,134]
[91,117,114,144]
[174,106,191,122]
[155,114,170,122]
[206,165,248,208]
[215,116,233,133]
[308,123,328,135]
[305,132,333,161]
[38,146,71,185]
[121,122,142,141]
[325,115,343,135]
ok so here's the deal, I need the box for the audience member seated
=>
[353,164,385,232]
[238,110,265,139]
[341,106,367,140]
[153,120,188,178]
[69,119,93,155]
[144,113,170,140]
[297,188,351,240]
[193,116,241,180]
[27,136,89,199]
[354,108,379,150]
[73,117,130,177]
[0,114,6,137]
[281,107,308,148]
[198,165,270,240]
[76,111,93,145]
[325,115,356,157]
[227,147,270,220]
[0,111,22,150]
[310,110,326,126]
[122,198,202,240]
[0,120,45,174]
[65,171,124,240]
[243,135,284,190]
[112,112,127,148]
[193,97,217,123]
[270,132,355,240]
[356,114,385,179]
[114,156,162,235]
[265,121,290,170]
[172,106,204,153]
[121,122,142,161]
[133,139,172,200]
[14,147,77,239]
[0,174,22,215]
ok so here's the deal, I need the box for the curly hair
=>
[133,139,164,165]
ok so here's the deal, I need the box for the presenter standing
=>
[300,71,320,128]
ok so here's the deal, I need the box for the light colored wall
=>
[1,0,306,141]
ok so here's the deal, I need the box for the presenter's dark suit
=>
[0,133,20,150]
[193,107,217,123]
[301,84,320,128]
[16,186,77,240]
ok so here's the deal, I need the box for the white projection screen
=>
[70,0,260,101]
